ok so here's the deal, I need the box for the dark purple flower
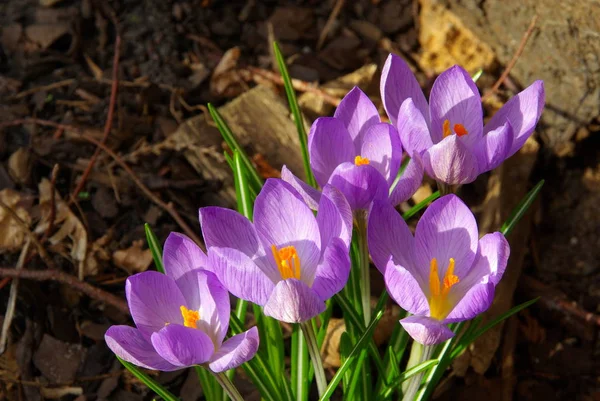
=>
[282,86,423,211]
[368,195,509,345]
[105,233,259,372]
[381,54,544,185]
[199,179,352,323]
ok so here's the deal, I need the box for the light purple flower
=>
[381,54,545,185]
[105,233,259,372]
[199,179,352,323]
[368,195,509,345]
[282,86,423,211]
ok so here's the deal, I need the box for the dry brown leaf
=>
[34,179,89,278]
[0,189,31,251]
[40,387,83,399]
[112,240,153,274]
[210,47,246,97]
[8,147,31,185]
[25,23,70,50]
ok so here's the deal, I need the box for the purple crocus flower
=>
[282,86,423,211]
[199,179,352,323]
[381,54,544,186]
[368,195,509,345]
[105,233,259,372]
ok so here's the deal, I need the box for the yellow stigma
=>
[428,258,460,320]
[180,306,200,329]
[354,155,370,166]
[442,119,469,138]
[271,245,301,280]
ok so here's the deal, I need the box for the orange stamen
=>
[443,119,452,138]
[428,258,460,320]
[354,155,370,166]
[180,306,200,329]
[271,245,301,280]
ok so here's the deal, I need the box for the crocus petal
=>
[176,270,230,347]
[367,200,414,275]
[254,179,322,279]
[444,282,495,323]
[333,86,380,147]
[328,162,389,211]
[263,279,326,323]
[474,121,513,173]
[105,326,178,371]
[400,315,455,345]
[360,122,402,184]
[308,117,355,187]
[151,324,215,367]
[380,54,429,127]
[413,195,478,283]
[484,80,545,157]
[281,165,321,211]
[163,232,208,281]
[199,207,262,258]
[317,184,352,249]
[208,247,275,306]
[429,65,483,145]
[311,237,350,302]
[422,135,479,185]
[208,327,260,373]
[473,232,510,286]
[388,156,424,206]
[385,260,429,315]
[397,98,433,157]
[126,271,186,340]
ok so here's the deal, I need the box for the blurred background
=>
[0,0,598,400]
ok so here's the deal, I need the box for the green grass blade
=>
[208,103,263,192]
[318,309,385,401]
[272,41,316,188]
[500,179,544,236]
[117,357,179,401]
[402,191,441,220]
[292,325,309,401]
[375,358,440,400]
[195,366,222,401]
[144,223,165,274]
[232,150,254,220]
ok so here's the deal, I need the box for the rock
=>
[268,7,315,41]
[379,0,413,34]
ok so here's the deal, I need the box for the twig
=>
[0,239,30,355]
[12,79,75,100]
[482,15,538,101]
[0,118,78,132]
[247,66,341,106]
[79,134,204,248]
[42,164,60,241]
[316,0,346,51]
[71,34,121,201]
[0,267,128,314]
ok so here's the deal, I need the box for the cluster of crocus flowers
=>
[283,86,423,212]
[199,179,352,323]
[381,54,545,186]
[105,233,259,372]
[368,195,509,345]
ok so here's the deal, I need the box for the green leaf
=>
[500,179,544,236]
[377,358,439,400]
[144,223,164,274]
[318,309,385,401]
[292,324,309,401]
[195,366,222,401]
[232,150,254,220]
[117,357,179,401]
[208,103,263,192]
[402,191,441,220]
[272,41,316,188]
[472,69,484,82]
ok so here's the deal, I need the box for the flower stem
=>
[300,321,327,397]
[356,212,371,324]
[401,342,434,401]
[210,369,245,401]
